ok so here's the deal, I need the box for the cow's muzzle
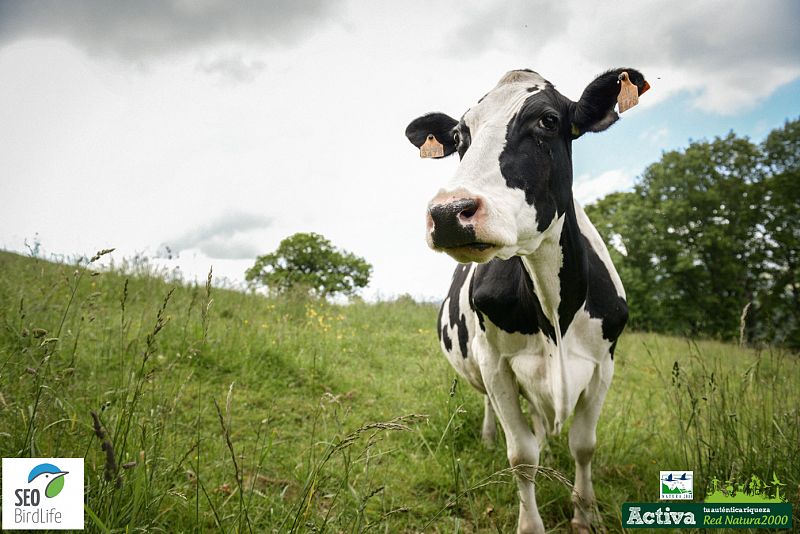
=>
[428,197,488,249]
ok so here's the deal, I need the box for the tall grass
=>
[0,250,797,532]
[657,340,799,502]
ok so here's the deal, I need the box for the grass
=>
[0,249,798,533]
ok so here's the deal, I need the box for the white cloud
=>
[0,1,338,60]
[159,211,272,260]
[197,54,266,83]
[574,169,635,205]
[447,0,800,114]
[640,126,670,145]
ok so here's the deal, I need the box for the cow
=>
[405,68,649,533]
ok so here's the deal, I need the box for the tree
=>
[586,131,773,340]
[586,119,800,346]
[245,232,372,298]
[757,120,800,347]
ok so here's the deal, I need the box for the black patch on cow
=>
[582,234,628,342]
[455,121,472,159]
[441,325,453,351]
[498,89,575,232]
[609,339,618,360]
[439,263,472,358]
[468,273,486,331]
[436,301,445,340]
[471,258,556,341]
[556,212,590,336]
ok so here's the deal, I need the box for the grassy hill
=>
[1,250,797,532]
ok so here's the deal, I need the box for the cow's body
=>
[438,198,626,434]
[406,68,648,533]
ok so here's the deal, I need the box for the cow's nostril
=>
[458,199,480,221]
[460,205,477,220]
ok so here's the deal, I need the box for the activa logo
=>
[2,457,84,530]
[625,505,697,526]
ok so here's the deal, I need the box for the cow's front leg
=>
[568,360,613,533]
[477,342,544,533]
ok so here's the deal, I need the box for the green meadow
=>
[1,249,797,532]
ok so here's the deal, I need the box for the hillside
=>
[0,250,797,532]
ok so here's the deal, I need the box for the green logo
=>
[660,471,693,500]
[27,463,68,498]
[706,474,787,504]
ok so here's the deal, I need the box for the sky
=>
[1,0,798,300]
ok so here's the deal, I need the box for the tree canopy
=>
[585,118,799,348]
[245,232,372,298]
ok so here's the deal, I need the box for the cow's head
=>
[406,68,648,263]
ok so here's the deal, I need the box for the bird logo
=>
[28,463,69,498]
[662,472,692,482]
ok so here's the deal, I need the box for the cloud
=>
[574,169,634,205]
[160,211,272,260]
[447,0,800,114]
[0,0,337,60]
[448,1,570,56]
[639,126,669,145]
[197,54,266,83]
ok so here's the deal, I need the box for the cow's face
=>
[406,68,648,263]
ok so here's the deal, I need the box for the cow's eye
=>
[453,131,461,145]
[538,114,559,131]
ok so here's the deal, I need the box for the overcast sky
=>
[1,1,798,299]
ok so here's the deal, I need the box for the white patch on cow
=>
[574,199,626,298]
[471,300,611,437]
[520,214,564,321]
[566,309,615,370]
[520,214,573,429]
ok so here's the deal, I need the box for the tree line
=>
[585,118,799,349]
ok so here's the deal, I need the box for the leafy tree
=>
[757,120,800,347]
[245,232,372,298]
[588,134,764,337]
[586,120,800,347]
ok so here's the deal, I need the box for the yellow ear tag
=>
[420,134,445,158]
[617,71,639,113]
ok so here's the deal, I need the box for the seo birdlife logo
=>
[28,463,68,498]
[2,458,84,530]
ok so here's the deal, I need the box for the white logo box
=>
[659,470,694,501]
[2,458,84,530]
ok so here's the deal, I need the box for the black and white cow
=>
[405,68,649,533]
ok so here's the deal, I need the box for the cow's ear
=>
[571,68,648,138]
[405,112,459,158]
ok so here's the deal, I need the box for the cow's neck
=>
[520,201,588,338]
[520,201,588,432]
